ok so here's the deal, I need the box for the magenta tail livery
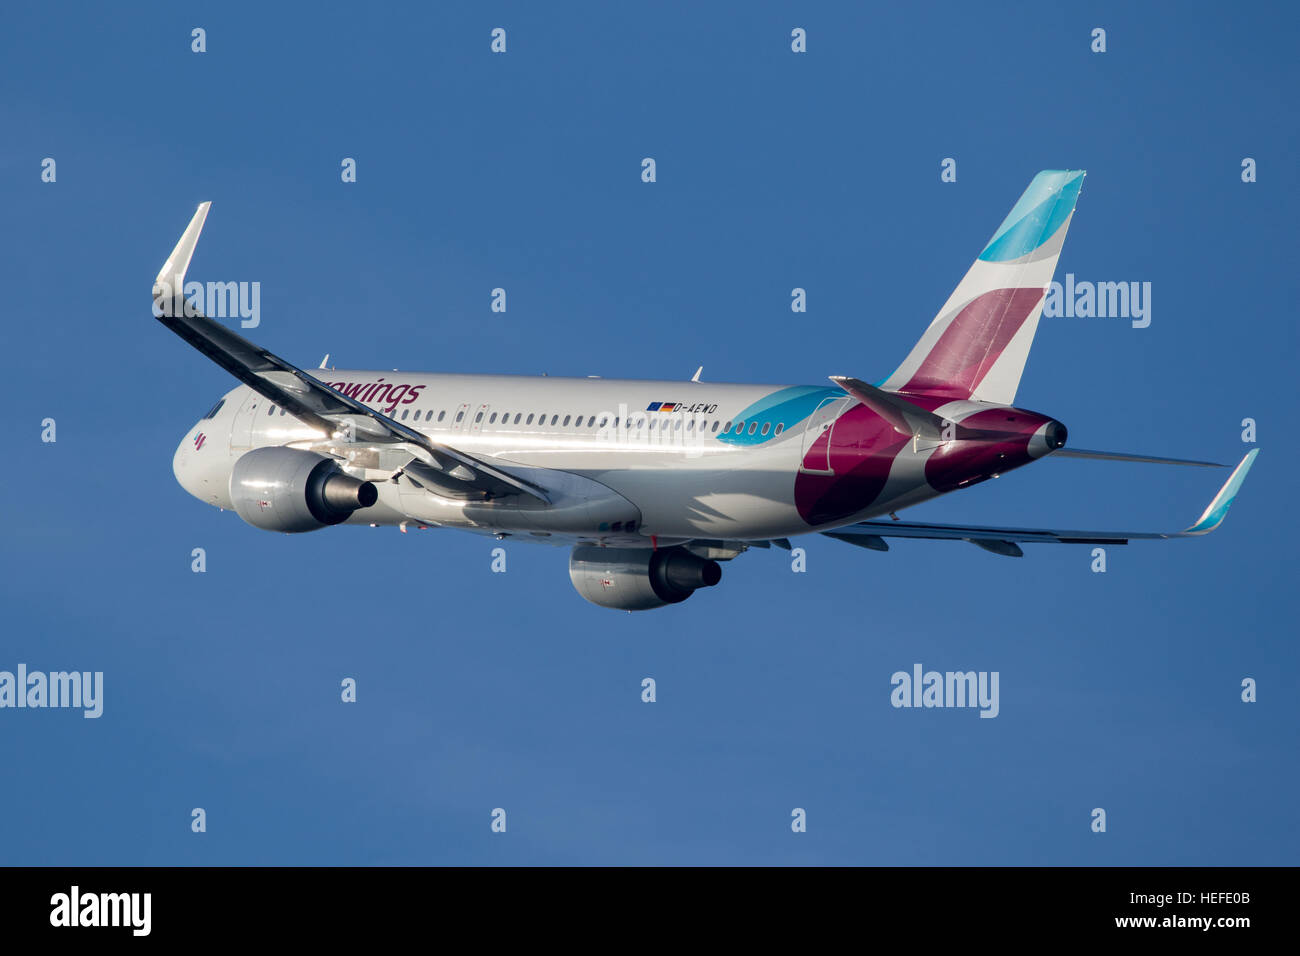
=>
[160,172,1257,611]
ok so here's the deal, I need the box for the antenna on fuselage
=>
[691,366,703,382]
[319,354,330,369]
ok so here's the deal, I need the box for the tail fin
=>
[880,170,1085,405]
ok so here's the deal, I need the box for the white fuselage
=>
[172,369,949,544]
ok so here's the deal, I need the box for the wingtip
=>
[1185,449,1259,535]
[153,202,213,297]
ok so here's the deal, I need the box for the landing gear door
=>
[798,397,848,475]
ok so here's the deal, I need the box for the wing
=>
[820,449,1258,557]
[152,203,549,503]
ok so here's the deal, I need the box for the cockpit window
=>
[202,399,225,419]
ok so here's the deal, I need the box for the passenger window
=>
[563,415,571,427]
[280,408,287,416]
[455,410,465,423]
[489,413,497,424]
[686,419,695,431]
[550,415,558,426]
[401,409,410,420]
[733,420,743,433]
[711,421,720,433]
[775,423,784,435]
[438,410,446,422]
[267,405,276,416]
[526,414,535,425]
[761,422,770,435]
[514,413,522,424]
[574,416,583,427]
[474,411,484,423]
[748,422,758,435]
[202,399,225,419]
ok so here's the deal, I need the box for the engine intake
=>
[569,546,722,611]
[230,447,377,533]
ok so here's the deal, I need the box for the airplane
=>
[160,170,1258,611]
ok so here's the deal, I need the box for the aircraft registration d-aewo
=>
[159,171,1257,611]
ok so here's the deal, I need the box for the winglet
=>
[1184,449,1259,535]
[153,202,211,300]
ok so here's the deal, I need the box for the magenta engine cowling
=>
[794,398,1065,526]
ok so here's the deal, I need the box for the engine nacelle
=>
[229,447,378,533]
[569,546,722,611]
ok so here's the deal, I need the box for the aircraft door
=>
[229,390,259,453]
[798,397,848,475]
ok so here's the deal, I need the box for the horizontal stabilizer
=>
[829,376,952,439]
[1051,447,1224,467]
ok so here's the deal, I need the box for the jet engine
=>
[229,447,377,533]
[569,545,722,611]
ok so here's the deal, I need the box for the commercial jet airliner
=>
[159,171,1257,610]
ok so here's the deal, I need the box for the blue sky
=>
[1,1,1295,864]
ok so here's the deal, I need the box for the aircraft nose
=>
[173,426,233,508]
[173,430,195,492]
[173,426,211,500]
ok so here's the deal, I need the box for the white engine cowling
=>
[229,447,378,533]
[569,546,722,611]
